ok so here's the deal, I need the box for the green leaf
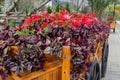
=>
[65,2,71,13]
[16,28,35,37]
[55,5,62,12]
[47,6,53,13]
[3,47,10,55]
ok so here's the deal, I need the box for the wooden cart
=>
[0,40,109,80]
[107,16,116,33]
[110,21,116,33]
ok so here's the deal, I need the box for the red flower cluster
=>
[82,13,99,26]
[14,8,100,31]
[31,14,41,23]
[24,14,41,25]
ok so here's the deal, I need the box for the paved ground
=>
[102,22,120,80]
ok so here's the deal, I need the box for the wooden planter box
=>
[11,60,62,80]
[0,44,104,80]
[110,21,116,29]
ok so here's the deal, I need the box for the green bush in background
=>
[109,5,120,11]
[107,4,120,20]
[115,13,120,20]
[109,5,114,11]
[115,5,120,10]
[47,6,52,13]
[46,2,71,14]
[8,20,15,27]
[24,5,34,16]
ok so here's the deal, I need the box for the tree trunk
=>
[113,3,116,17]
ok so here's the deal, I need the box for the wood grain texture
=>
[62,46,71,80]
[10,59,62,80]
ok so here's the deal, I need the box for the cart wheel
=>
[86,60,100,80]
[101,42,109,77]
[92,63,100,80]
[113,28,115,33]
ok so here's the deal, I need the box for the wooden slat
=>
[95,42,104,62]
[62,46,71,80]
[10,60,62,80]
[22,61,62,80]
[32,65,61,80]
[58,68,62,80]
[11,72,22,80]
[98,43,104,62]
[48,71,53,80]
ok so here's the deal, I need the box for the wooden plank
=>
[6,75,13,80]
[58,68,62,80]
[62,46,71,80]
[98,46,103,62]
[18,60,60,77]
[32,66,61,80]
[95,42,104,62]
[52,69,57,80]
[42,73,49,80]
[11,72,22,80]
[48,71,53,80]
[21,61,62,80]
[0,76,1,80]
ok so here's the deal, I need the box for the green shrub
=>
[115,13,120,20]
[115,5,120,10]
[55,5,62,12]
[47,6,52,13]
[81,6,90,14]
[24,5,34,16]
[8,20,15,27]
[65,2,71,13]
[108,5,114,11]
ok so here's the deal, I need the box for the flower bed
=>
[0,9,110,80]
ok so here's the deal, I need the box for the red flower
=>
[24,17,33,25]
[14,26,21,31]
[87,13,93,18]
[41,22,48,27]
[92,12,97,16]
[60,14,70,21]
[21,24,27,29]
[61,8,69,15]
[50,13,54,17]
[58,20,64,26]
[31,14,41,23]
[72,19,81,28]
[51,21,57,25]
[43,10,49,17]
[84,18,93,25]
[93,17,99,23]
